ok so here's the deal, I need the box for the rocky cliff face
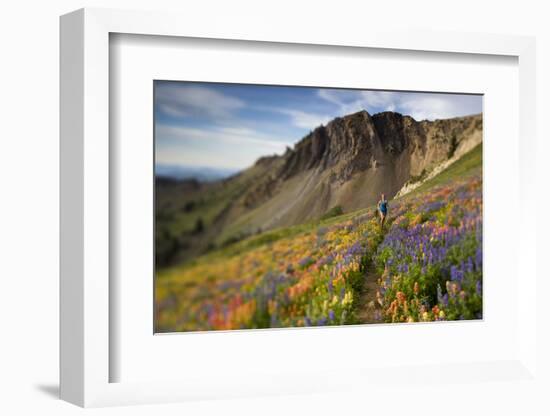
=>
[270,110,481,185]
[222,111,482,236]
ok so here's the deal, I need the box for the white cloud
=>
[357,90,397,108]
[317,89,395,116]
[399,96,454,121]
[254,103,333,131]
[318,89,481,121]
[155,124,293,169]
[155,83,245,120]
[318,89,400,115]
[317,89,368,115]
[158,125,289,149]
[276,109,333,130]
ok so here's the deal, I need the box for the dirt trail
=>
[357,267,383,324]
[356,222,389,324]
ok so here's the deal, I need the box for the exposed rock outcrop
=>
[230,110,482,228]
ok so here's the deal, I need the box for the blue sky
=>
[155,81,482,171]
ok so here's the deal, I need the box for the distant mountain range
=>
[155,110,482,267]
[155,164,240,182]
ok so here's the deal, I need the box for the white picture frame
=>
[60,7,538,408]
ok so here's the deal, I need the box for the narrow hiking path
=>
[357,266,382,323]
[355,220,391,324]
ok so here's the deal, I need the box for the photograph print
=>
[154,81,483,332]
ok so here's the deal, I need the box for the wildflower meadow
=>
[156,166,482,332]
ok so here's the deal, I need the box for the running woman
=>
[377,193,388,227]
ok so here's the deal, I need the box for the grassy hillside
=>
[155,161,280,266]
[156,146,482,332]
[406,143,482,196]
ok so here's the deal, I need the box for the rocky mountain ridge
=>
[155,110,482,266]
[226,110,482,229]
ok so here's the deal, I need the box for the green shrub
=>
[320,205,344,220]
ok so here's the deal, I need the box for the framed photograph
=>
[153,81,484,333]
[60,8,538,408]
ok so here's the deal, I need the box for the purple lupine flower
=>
[346,241,364,256]
[205,303,214,319]
[329,310,335,321]
[465,257,474,273]
[299,256,313,268]
[317,253,335,267]
[450,265,459,281]
[475,247,482,271]
[476,280,482,296]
